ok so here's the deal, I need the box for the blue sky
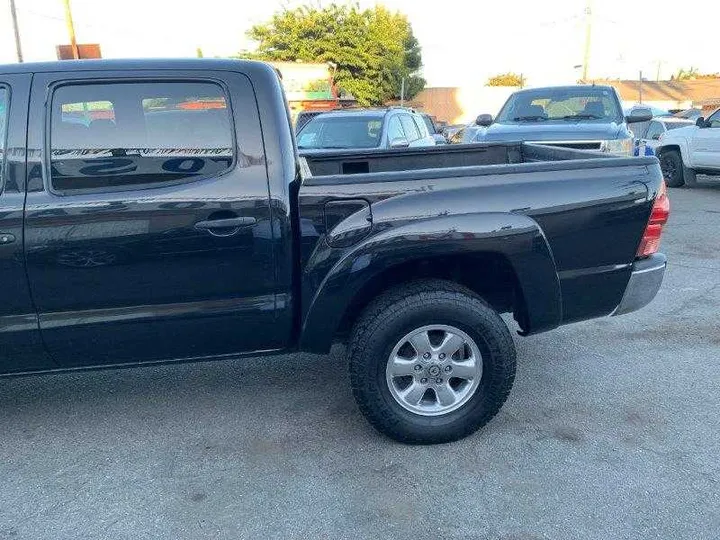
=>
[2,0,718,86]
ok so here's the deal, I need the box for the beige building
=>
[400,86,519,125]
[403,80,720,125]
[593,79,720,113]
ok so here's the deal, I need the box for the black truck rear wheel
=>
[348,280,516,444]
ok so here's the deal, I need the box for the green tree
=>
[672,67,699,81]
[241,4,425,106]
[672,67,719,81]
[486,72,526,87]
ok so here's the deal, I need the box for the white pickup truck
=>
[656,108,720,187]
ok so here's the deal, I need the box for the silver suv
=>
[297,107,436,151]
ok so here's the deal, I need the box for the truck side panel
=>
[298,159,660,352]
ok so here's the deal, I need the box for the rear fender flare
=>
[657,140,691,167]
[299,213,561,353]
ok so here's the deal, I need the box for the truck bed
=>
[299,142,645,180]
[297,142,663,345]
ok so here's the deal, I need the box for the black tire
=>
[683,166,698,187]
[348,280,516,444]
[659,150,686,187]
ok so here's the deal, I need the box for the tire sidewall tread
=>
[348,280,516,444]
[661,150,686,187]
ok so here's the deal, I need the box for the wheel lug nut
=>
[444,365,452,372]
[423,352,431,360]
[414,365,422,371]
[436,378,443,384]
[439,353,446,360]
[420,378,428,384]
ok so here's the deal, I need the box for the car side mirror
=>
[651,133,662,140]
[696,117,707,128]
[626,109,653,123]
[475,114,494,127]
[389,137,410,149]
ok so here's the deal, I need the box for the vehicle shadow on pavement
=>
[0,346,380,442]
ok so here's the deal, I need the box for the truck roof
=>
[511,84,616,94]
[0,58,266,75]
[308,109,390,119]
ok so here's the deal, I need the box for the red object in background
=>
[298,100,338,111]
[177,100,226,110]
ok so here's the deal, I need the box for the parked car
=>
[656,108,720,186]
[295,109,334,132]
[674,108,703,121]
[633,117,695,156]
[296,107,436,151]
[465,85,652,155]
[624,105,672,118]
[445,124,467,143]
[0,59,668,444]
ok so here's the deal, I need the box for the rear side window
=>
[644,121,664,140]
[400,114,420,142]
[386,116,405,142]
[414,115,430,138]
[50,81,234,192]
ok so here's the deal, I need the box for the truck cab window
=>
[386,116,405,141]
[645,122,663,140]
[400,114,420,142]
[50,81,234,192]
[708,110,720,128]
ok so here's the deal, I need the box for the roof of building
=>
[593,79,720,105]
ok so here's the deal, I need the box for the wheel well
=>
[657,144,681,158]
[335,252,525,341]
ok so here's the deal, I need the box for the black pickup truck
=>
[0,59,669,444]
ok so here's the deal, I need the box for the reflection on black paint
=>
[51,149,234,191]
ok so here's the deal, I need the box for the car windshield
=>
[297,115,383,149]
[496,87,623,124]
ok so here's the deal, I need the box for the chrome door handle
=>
[194,217,257,230]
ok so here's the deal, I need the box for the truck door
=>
[24,70,282,367]
[0,74,53,374]
[692,110,720,169]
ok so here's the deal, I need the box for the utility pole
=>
[639,70,643,104]
[582,0,593,81]
[62,0,80,60]
[400,78,405,107]
[9,0,23,62]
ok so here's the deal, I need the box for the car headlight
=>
[600,138,633,156]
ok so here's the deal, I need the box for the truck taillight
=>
[636,181,670,258]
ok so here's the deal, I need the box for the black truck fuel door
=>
[324,199,372,248]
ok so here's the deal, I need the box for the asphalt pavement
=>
[1,179,719,540]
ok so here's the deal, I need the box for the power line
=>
[16,6,163,40]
